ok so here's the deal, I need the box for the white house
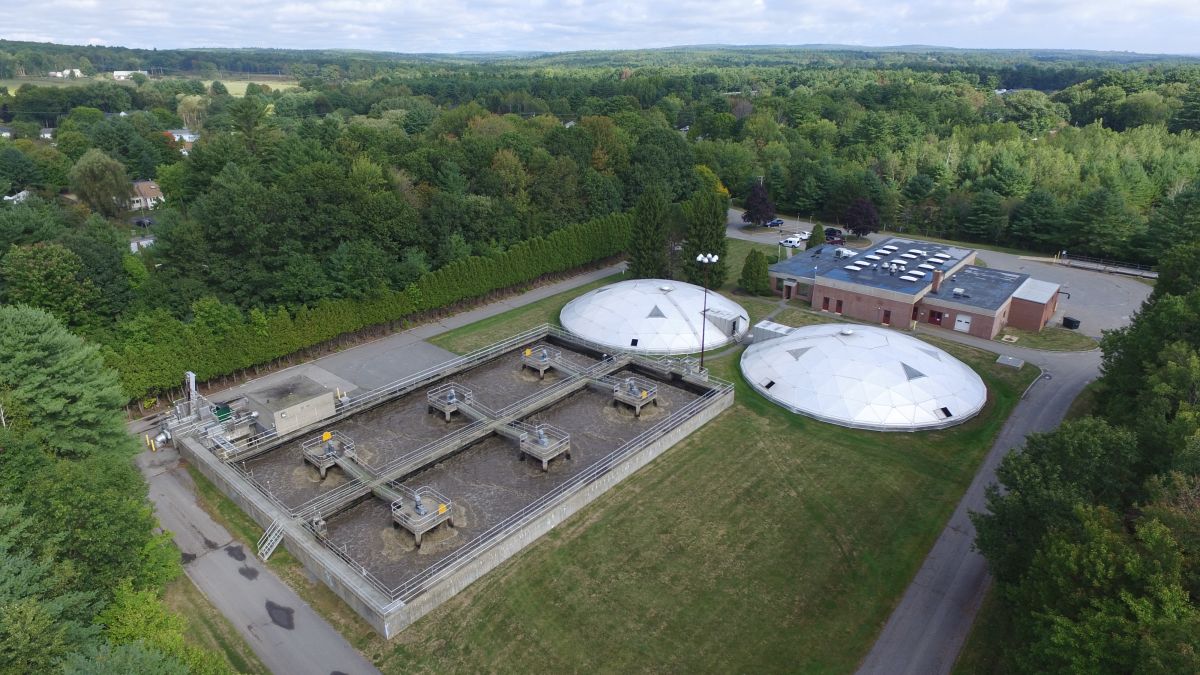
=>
[49,69,84,78]
[40,128,54,140]
[3,190,32,205]
[113,70,148,80]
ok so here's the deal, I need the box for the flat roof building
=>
[767,237,1060,338]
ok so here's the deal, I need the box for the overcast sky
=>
[4,0,1199,56]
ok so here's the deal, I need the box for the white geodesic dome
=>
[740,324,987,431]
[559,278,750,355]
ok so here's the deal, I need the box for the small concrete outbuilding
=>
[245,375,336,436]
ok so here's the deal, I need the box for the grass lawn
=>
[952,586,1014,674]
[428,273,622,354]
[358,335,1036,673]
[720,239,778,291]
[213,79,299,96]
[996,326,1097,352]
[186,249,1038,672]
[163,573,269,674]
[772,304,858,329]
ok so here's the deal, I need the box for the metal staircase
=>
[257,519,285,561]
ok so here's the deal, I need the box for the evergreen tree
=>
[738,248,771,295]
[0,305,128,458]
[682,190,729,288]
[627,183,670,279]
[1168,87,1200,134]
[1008,189,1064,249]
[741,180,775,226]
[961,189,1007,242]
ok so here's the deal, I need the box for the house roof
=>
[1012,278,1060,304]
[132,180,163,200]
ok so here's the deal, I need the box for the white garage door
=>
[954,314,972,333]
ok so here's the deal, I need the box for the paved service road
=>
[138,448,381,675]
[857,331,1103,675]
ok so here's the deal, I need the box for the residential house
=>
[0,125,11,139]
[40,128,54,140]
[130,180,164,211]
[113,70,148,80]
[49,69,84,78]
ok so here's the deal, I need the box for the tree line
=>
[0,305,231,673]
[971,244,1200,671]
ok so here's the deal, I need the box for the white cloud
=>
[3,0,1198,54]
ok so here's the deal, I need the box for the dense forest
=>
[971,246,1200,671]
[5,46,1200,403]
[5,43,1200,669]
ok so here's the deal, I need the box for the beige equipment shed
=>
[245,375,336,437]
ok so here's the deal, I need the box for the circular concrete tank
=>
[560,278,750,355]
[740,323,986,431]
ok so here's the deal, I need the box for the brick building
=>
[767,238,1060,339]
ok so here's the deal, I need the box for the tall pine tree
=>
[627,183,670,279]
[682,189,730,288]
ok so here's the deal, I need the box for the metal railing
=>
[300,378,733,604]
[213,325,557,457]
[300,430,356,458]
[390,485,454,532]
[1059,253,1156,276]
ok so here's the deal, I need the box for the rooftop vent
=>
[952,287,966,297]
[840,328,855,336]
[659,285,674,292]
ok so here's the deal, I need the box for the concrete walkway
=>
[133,262,625,674]
[138,447,381,675]
[857,328,1102,674]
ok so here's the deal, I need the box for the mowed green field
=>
[379,276,1036,672]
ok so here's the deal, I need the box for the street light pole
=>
[696,253,719,369]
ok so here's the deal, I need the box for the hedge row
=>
[105,211,633,400]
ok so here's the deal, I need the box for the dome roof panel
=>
[740,324,987,432]
[560,279,750,355]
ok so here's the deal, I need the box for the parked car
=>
[824,227,842,238]
[825,235,845,245]
[766,218,785,227]
[796,230,812,240]
[780,236,805,248]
